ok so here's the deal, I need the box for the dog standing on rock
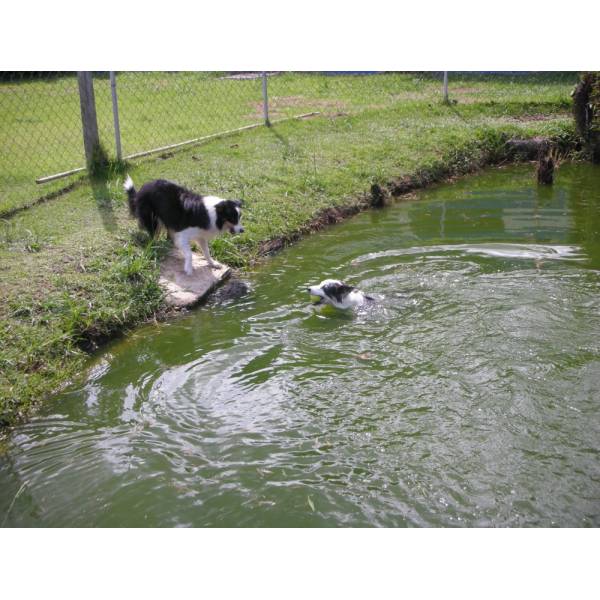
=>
[124,176,244,276]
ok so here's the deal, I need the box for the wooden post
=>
[77,71,100,170]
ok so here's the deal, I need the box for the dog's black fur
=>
[124,176,244,274]
[125,178,242,236]
[320,281,356,304]
[308,279,375,309]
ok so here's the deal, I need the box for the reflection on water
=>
[1,163,600,527]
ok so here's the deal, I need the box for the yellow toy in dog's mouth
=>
[310,295,323,305]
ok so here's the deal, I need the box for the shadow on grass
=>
[89,158,130,233]
[266,125,307,164]
[90,178,117,233]
[0,177,85,221]
[268,125,291,148]
[1,158,129,223]
[447,103,470,124]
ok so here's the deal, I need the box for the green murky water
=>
[2,163,600,527]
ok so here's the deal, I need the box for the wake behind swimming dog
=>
[124,176,244,276]
[308,279,374,310]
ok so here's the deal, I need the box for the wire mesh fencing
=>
[0,71,453,218]
[0,72,84,216]
[110,72,266,158]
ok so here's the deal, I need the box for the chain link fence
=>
[0,71,476,217]
[0,72,82,216]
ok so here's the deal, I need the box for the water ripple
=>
[2,165,600,526]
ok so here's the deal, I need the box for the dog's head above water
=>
[308,279,373,310]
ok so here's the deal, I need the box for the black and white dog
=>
[308,279,374,309]
[124,176,244,275]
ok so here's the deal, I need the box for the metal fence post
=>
[77,71,101,170]
[443,71,449,104]
[110,71,122,161]
[262,72,270,126]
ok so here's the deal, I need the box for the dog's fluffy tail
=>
[124,175,159,237]
[124,175,137,216]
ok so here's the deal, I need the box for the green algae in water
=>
[1,162,600,527]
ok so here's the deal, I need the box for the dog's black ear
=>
[329,283,354,303]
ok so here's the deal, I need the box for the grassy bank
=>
[0,73,578,426]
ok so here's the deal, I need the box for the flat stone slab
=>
[159,250,231,308]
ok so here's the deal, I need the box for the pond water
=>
[2,163,600,527]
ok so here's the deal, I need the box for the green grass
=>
[0,72,580,426]
[0,71,577,216]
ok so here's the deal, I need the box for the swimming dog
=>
[124,176,244,276]
[308,279,374,309]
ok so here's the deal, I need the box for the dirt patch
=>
[452,87,480,94]
[248,96,347,120]
[221,72,281,80]
[251,91,434,120]
[503,114,564,123]
[389,91,431,102]
[445,87,482,104]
